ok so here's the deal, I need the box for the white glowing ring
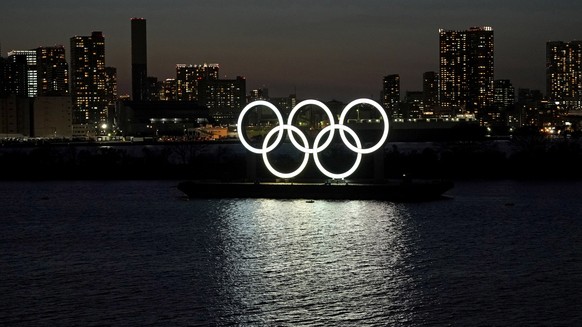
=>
[262,125,310,179]
[237,100,285,154]
[339,98,390,154]
[312,124,363,179]
[286,99,336,153]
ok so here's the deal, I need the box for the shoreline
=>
[1,138,582,181]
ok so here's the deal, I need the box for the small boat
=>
[176,179,454,202]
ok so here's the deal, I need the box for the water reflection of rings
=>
[237,98,390,179]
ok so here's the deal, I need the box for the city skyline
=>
[2,0,582,102]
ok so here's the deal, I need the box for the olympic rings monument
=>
[177,98,454,201]
[238,98,388,181]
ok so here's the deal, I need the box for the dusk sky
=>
[1,0,582,102]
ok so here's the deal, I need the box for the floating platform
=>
[176,179,454,202]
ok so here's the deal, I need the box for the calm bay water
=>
[0,179,581,326]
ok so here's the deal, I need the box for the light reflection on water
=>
[0,180,581,326]
[201,199,415,325]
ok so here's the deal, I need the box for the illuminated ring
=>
[286,99,336,154]
[237,100,285,154]
[262,125,310,179]
[338,98,389,154]
[312,124,362,180]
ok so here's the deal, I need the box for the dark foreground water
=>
[1,179,581,326]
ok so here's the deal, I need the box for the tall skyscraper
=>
[35,45,69,96]
[70,31,107,128]
[439,26,494,117]
[546,40,582,108]
[131,18,148,101]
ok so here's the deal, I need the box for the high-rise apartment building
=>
[104,66,117,132]
[403,91,424,119]
[422,71,438,111]
[492,79,517,128]
[7,50,37,98]
[35,45,69,96]
[147,76,160,101]
[0,57,5,96]
[176,63,219,101]
[198,76,246,124]
[494,79,515,110]
[467,27,494,112]
[546,41,582,108]
[439,26,494,117]
[160,78,177,101]
[0,55,27,97]
[70,31,107,129]
[131,18,148,101]
[381,74,401,120]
